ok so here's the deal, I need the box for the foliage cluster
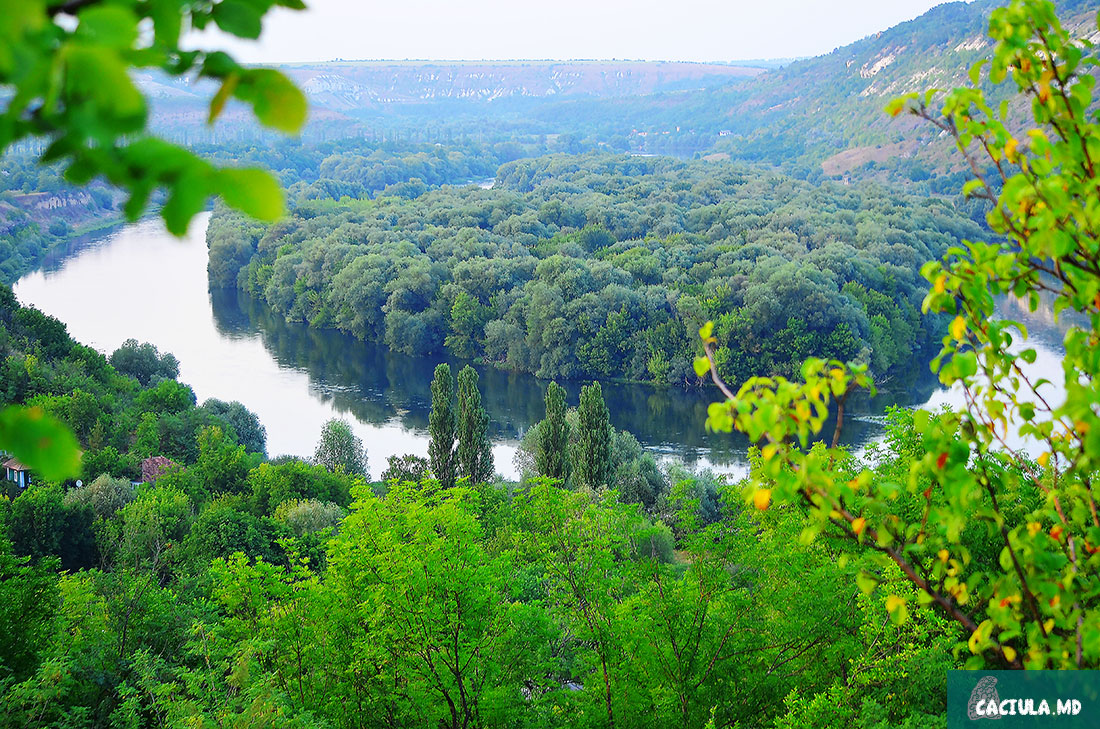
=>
[0,411,958,728]
[699,0,1100,670]
[210,153,984,386]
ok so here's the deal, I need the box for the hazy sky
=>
[193,0,967,65]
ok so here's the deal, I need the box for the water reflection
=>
[209,287,943,476]
[13,214,1067,480]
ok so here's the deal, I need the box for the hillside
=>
[0,158,125,283]
[142,0,1100,175]
[531,0,1100,175]
[141,60,765,144]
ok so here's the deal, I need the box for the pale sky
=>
[192,0,968,64]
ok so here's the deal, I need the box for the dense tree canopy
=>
[209,152,984,386]
[108,338,180,387]
[4,2,1097,727]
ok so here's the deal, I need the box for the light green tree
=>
[313,418,367,478]
[698,0,1100,669]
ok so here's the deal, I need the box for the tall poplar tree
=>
[536,382,571,482]
[575,382,613,492]
[456,365,494,485]
[428,363,457,489]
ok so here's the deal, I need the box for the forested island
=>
[2,0,1100,728]
[208,153,983,385]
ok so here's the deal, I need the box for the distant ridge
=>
[141,0,1099,176]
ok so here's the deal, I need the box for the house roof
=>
[140,455,177,484]
[2,457,29,471]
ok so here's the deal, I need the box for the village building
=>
[140,455,176,485]
[2,457,31,489]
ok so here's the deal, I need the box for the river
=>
[12,212,1066,479]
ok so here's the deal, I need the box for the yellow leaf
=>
[1004,137,1019,162]
[852,517,867,536]
[950,315,967,340]
[885,594,906,612]
[1037,452,1050,468]
[753,489,771,511]
[933,274,947,294]
[208,72,240,125]
[1002,645,1017,663]
[938,549,949,563]
[1028,521,1042,537]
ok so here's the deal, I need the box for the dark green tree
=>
[313,419,368,478]
[380,454,430,484]
[575,382,612,492]
[428,363,456,489]
[456,365,494,485]
[8,486,97,571]
[0,540,59,685]
[109,338,179,386]
[535,381,570,482]
[201,398,268,456]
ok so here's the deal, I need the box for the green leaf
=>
[969,59,988,86]
[235,69,307,133]
[962,179,984,198]
[954,351,978,378]
[0,406,81,482]
[149,0,184,47]
[162,167,212,235]
[123,182,154,221]
[693,356,710,378]
[217,168,284,221]
[213,0,263,39]
[75,5,138,49]
[884,97,906,117]
[856,571,878,596]
[122,137,196,177]
[64,45,145,119]
[201,51,240,78]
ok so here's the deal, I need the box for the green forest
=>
[3,0,1100,727]
[208,153,984,385]
[0,286,956,727]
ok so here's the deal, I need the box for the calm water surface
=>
[13,213,1066,479]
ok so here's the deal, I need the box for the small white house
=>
[3,457,31,489]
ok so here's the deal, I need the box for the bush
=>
[64,474,134,521]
